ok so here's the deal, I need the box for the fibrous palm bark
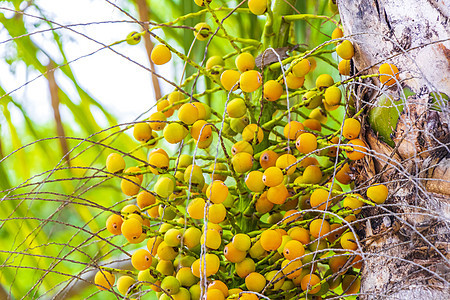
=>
[338,0,449,299]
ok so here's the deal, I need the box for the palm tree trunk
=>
[338,0,450,298]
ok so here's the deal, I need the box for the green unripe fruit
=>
[156,259,175,275]
[209,162,228,181]
[329,0,339,14]
[178,255,196,268]
[309,238,328,252]
[178,154,193,168]
[302,91,322,110]
[230,116,249,133]
[226,98,247,118]
[265,270,285,291]
[176,267,198,287]
[206,55,225,70]
[138,269,157,285]
[184,164,205,187]
[154,175,175,198]
[126,31,141,45]
[164,228,183,247]
[161,276,181,295]
[158,205,177,221]
[194,22,211,41]
[232,233,252,252]
[309,107,328,124]
[172,287,191,300]
[189,284,201,300]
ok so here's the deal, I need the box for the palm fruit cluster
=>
[94,0,396,299]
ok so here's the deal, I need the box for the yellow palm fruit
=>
[336,40,355,60]
[194,0,212,7]
[221,69,241,91]
[149,111,167,131]
[342,118,361,140]
[302,91,322,110]
[248,0,267,15]
[284,72,305,89]
[346,138,367,160]
[94,270,115,290]
[232,152,253,173]
[331,27,343,39]
[379,63,399,86]
[151,44,171,65]
[168,90,184,109]
[163,122,188,144]
[309,107,328,124]
[157,99,174,118]
[242,124,264,144]
[324,86,342,106]
[276,153,297,175]
[338,59,351,76]
[117,275,136,295]
[206,180,229,204]
[178,103,199,125]
[240,70,262,93]
[133,122,152,142]
[235,52,255,72]
[292,59,311,78]
[315,74,334,89]
[245,170,265,192]
[191,120,212,141]
[206,55,224,70]
[295,132,317,154]
[283,121,304,140]
[263,80,283,101]
[367,184,388,204]
[231,140,254,156]
[106,153,125,174]
[126,31,141,45]
[341,231,358,251]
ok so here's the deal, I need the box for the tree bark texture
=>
[338,1,449,299]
